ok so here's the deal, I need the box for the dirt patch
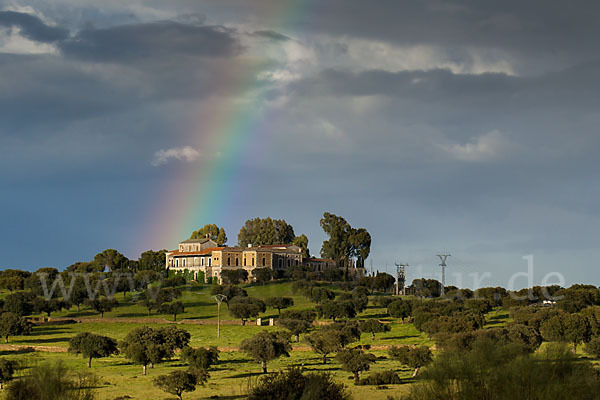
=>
[47,317,250,325]
[0,344,67,353]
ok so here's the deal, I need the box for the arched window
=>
[244,257,246,266]
[227,257,230,266]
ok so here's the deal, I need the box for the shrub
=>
[358,370,402,385]
[153,370,197,400]
[584,337,600,358]
[405,341,600,400]
[5,361,98,400]
[248,367,349,400]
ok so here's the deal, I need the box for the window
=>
[244,257,246,266]
[279,259,283,268]
[262,257,266,266]
[227,257,230,266]
[252,258,255,266]
[236,258,239,266]
[176,259,179,267]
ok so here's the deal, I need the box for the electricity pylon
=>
[395,263,408,296]
[436,254,450,296]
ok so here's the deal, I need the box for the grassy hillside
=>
[0,280,518,399]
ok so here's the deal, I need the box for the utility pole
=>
[436,254,450,297]
[394,263,409,296]
[214,294,227,338]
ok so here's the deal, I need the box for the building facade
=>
[166,238,364,282]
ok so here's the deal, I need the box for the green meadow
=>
[0,281,509,399]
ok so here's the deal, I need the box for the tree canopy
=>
[68,332,119,368]
[0,359,17,389]
[0,312,31,343]
[189,224,227,246]
[336,349,377,384]
[237,217,296,246]
[320,212,371,274]
[240,331,291,373]
[84,297,118,318]
[360,319,391,340]
[265,297,294,315]
[248,367,349,400]
[229,297,266,325]
[292,234,310,258]
[540,313,591,352]
[93,249,128,271]
[120,326,190,375]
[138,250,168,272]
[388,345,433,376]
[221,269,248,285]
[154,370,197,400]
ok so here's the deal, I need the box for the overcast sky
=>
[1,0,599,289]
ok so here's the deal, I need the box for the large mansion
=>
[166,237,359,282]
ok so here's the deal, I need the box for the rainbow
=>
[146,1,315,250]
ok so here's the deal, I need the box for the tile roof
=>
[179,238,215,244]
[167,247,225,257]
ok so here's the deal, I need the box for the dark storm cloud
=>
[294,1,600,59]
[0,14,246,130]
[251,30,291,41]
[60,21,239,62]
[0,54,133,130]
[289,62,600,111]
[0,10,68,42]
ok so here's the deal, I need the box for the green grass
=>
[0,282,525,399]
[483,308,512,329]
[25,281,328,322]
[2,348,415,400]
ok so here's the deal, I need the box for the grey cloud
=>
[289,62,600,111]
[60,21,240,62]
[0,10,68,42]
[251,30,291,41]
[0,17,249,130]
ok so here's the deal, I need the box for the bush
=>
[374,296,395,308]
[358,370,401,385]
[584,337,600,358]
[248,367,349,400]
[405,341,600,400]
[153,370,197,399]
[5,361,98,400]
